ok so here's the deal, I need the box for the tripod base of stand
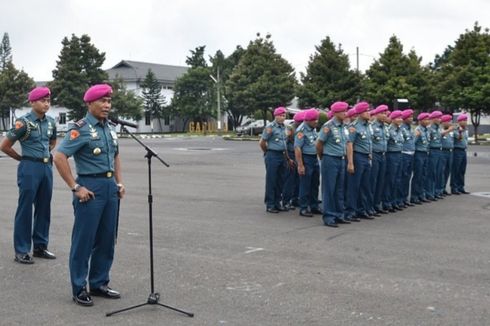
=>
[106,292,194,317]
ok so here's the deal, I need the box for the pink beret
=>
[330,101,349,113]
[304,108,319,121]
[373,105,389,115]
[294,110,306,123]
[346,108,357,118]
[28,87,51,102]
[441,114,453,123]
[84,84,112,102]
[401,109,414,120]
[390,110,403,120]
[354,101,370,114]
[457,114,468,122]
[273,107,287,116]
[417,112,430,121]
[327,111,333,119]
[429,110,443,119]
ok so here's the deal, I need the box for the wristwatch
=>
[71,184,81,192]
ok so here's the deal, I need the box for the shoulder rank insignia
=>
[74,119,87,128]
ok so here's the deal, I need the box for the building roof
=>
[106,60,188,84]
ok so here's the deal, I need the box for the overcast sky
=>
[1,0,488,81]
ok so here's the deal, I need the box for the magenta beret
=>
[401,109,414,120]
[28,87,51,102]
[294,110,306,123]
[390,110,403,120]
[417,112,430,121]
[457,114,468,122]
[346,108,357,118]
[327,111,333,119]
[83,84,113,103]
[441,114,453,123]
[330,101,349,113]
[304,108,319,121]
[273,107,287,116]
[429,110,443,119]
[354,101,370,114]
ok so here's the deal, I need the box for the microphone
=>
[109,116,138,129]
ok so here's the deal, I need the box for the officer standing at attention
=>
[54,84,125,306]
[369,105,389,215]
[259,107,289,213]
[440,114,455,196]
[451,114,470,195]
[317,101,351,227]
[425,110,444,201]
[0,87,57,264]
[399,109,415,207]
[345,102,374,220]
[295,109,321,217]
[410,112,431,204]
[282,111,304,210]
[382,110,404,212]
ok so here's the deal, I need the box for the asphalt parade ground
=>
[0,136,489,326]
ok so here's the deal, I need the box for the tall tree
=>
[433,22,490,142]
[226,33,297,124]
[140,69,166,132]
[49,34,107,121]
[110,75,143,121]
[0,62,35,130]
[0,33,12,70]
[297,36,363,108]
[186,45,207,68]
[365,35,432,110]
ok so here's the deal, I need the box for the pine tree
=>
[140,69,166,132]
[0,33,13,70]
[49,34,108,120]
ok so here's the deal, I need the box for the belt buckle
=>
[106,171,113,178]
[43,157,49,163]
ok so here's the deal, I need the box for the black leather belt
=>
[430,147,442,150]
[326,155,345,159]
[354,151,369,156]
[441,148,453,152]
[415,150,429,154]
[373,151,386,155]
[79,171,114,178]
[21,156,51,163]
[453,148,466,151]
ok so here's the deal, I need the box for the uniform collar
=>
[29,110,45,122]
[332,117,342,127]
[85,112,107,127]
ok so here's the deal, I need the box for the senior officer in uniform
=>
[0,87,57,264]
[345,102,374,220]
[425,110,444,201]
[451,114,470,195]
[317,101,351,227]
[382,110,404,212]
[369,105,389,215]
[399,109,415,207]
[295,109,321,217]
[410,112,431,204]
[440,114,454,196]
[54,84,125,306]
[259,107,290,213]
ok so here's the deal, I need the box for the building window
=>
[164,115,170,126]
[59,113,67,125]
[145,112,151,126]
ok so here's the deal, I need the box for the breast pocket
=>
[89,139,106,156]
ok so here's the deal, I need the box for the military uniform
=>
[318,117,348,225]
[294,123,320,214]
[370,119,388,213]
[6,111,56,257]
[410,124,430,203]
[451,126,469,194]
[345,118,373,219]
[382,124,404,211]
[57,112,119,298]
[282,124,299,208]
[426,123,443,200]
[400,122,415,206]
[440,127,454,195]
[261,120,287,210]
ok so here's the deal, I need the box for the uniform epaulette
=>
[74,119,87,128]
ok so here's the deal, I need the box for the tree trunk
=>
[471,109,481,144]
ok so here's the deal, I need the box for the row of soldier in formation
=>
[259,102,470,228]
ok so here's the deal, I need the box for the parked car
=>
[236,120,270,136]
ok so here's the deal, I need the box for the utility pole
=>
[210,67,221,134]
[356,46,359,72]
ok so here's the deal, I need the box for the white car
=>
[236,120,270,136]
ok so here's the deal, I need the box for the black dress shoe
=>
[73,288,93,306]
[14,253,34,264]
[428,197,437,201]
[336,218,351,224]
[404,202,415,207]
[451,191,461,195]
[324,222,338,228]
[461,191,470,194]
[299,210,313,217]
[443,190,449,195]
[90,285,121,299]
[358,213,374,220]
[393,205,403,211]
[284,204,295,211]
[370,212,381,217]
[411,200,422,205]
[388,207,396,213]
[376,209,389,214]
[310,208,323,215]
[349,217,361,222]
[33,248,56,259]
[276,206,288,212]
[421,198,431,203]
[435,195,444,199]
[266,208,279,213]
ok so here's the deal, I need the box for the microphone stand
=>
[106,125,194,318]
